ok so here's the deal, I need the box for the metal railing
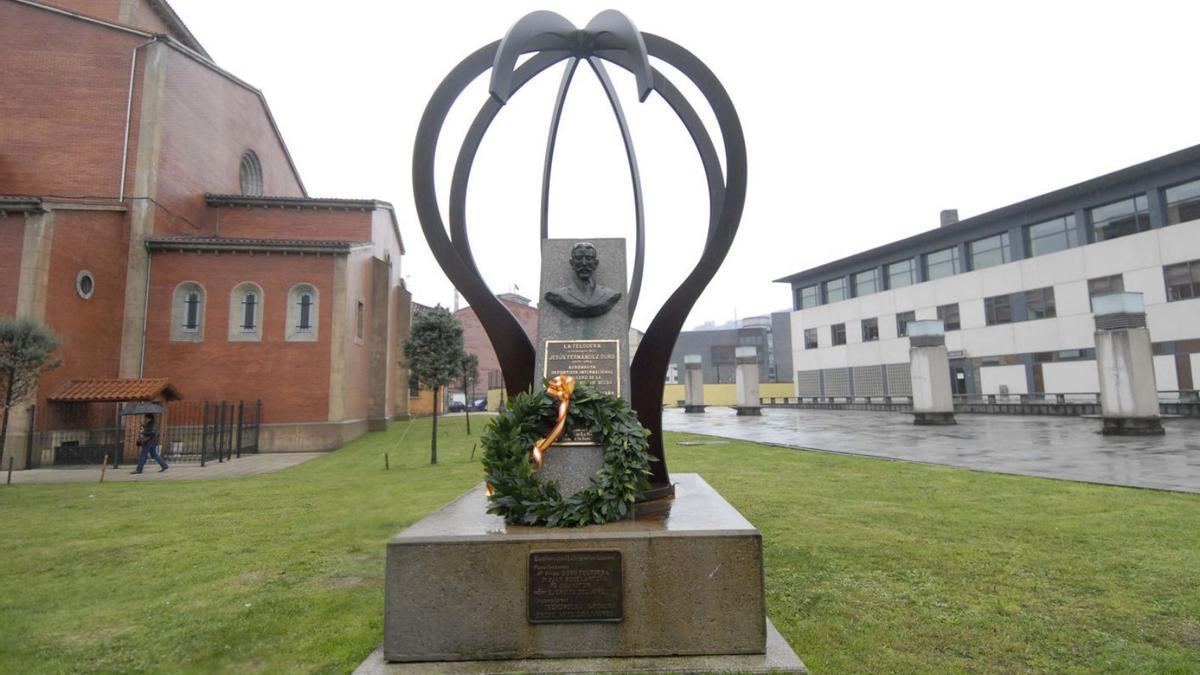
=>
[760,395,914,406]
[758,390,1200,419]
[26,400,261,468]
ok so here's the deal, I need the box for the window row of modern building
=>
[801,260,1200,351]
[777,144,1200,400]
[792,175,1200,311]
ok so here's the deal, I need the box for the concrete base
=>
[912,411,957,426]
[683,404,708,413]
[1101,416,1165,436]
[257,418,369,452]
[357,619,805,674]
[384,474,769,663]
[734,406,762,416]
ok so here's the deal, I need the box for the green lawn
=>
[1,417,1197,674]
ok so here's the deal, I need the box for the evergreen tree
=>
[403,307,465,464]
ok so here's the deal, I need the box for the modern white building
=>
[777,145,1200,400]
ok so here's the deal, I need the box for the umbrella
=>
[119,402,164,415]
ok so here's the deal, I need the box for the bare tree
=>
[460,353,479,435]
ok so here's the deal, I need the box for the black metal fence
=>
[26,400,261,468]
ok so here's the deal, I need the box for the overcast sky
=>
[171,0,1200,331]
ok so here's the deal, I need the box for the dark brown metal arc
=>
[449,51,570,274]
[539,58,579,241]
[627,33,747,489]
[489,10,576,103]
[414,15,746,494]
[588,47,730,488]
[583,10,654,102]
[413,41,542,397]
[585,56,646,320]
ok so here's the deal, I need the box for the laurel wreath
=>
[481,383,653,527]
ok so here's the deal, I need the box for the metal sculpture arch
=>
[413,10,747,494]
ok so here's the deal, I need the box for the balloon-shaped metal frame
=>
[412,10,747,495]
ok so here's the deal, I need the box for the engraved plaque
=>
[543,339,621,397]
[528,550,623,624]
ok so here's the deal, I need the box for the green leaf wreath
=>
[481,382,653,527]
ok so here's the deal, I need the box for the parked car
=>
[471,398,488,411]
[447,400,466,412]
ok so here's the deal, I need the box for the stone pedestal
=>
[909,332,956,426]
[683,354,706,413]
[734,346,761,416]
[383,474,798,667]
[1094,304,1163,436]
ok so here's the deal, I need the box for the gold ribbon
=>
[485,374,575,497]
[531,374,575,470]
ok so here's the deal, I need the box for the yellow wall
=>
[662,382,794,407]
[408,386,443,416]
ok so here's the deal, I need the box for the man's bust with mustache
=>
[544,242,622,318]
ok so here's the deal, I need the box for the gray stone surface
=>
[663,406,1200,493]
[538,445,606,497]
[356,618,805,674]
[534,238,631,402]
[384,474,767,662]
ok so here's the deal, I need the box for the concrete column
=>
[734,346,761,416]
[1093,293,1163,435]
[118,42,168,377]
[392,280,413,420]
[366,257,390,431]
[3,209,56,469]
[326,255,349,422]
[908,320,956,425]
[683,354,706,413]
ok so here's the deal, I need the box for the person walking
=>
[132,413,168,474]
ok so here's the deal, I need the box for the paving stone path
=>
[663,407,1200,493]
[5,452,325,485]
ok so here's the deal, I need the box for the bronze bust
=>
[544,242,622,318]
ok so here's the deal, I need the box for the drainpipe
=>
[139,251,152,377]
[119,38,158,201]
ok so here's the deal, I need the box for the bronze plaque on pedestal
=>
[528,550,623,624]
[543,339,621,397]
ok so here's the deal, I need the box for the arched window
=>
[285,283,319,342]
[170,282,205,342]
[239,150,263,197]
[229,282,264,342]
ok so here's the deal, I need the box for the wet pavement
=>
[663,407,1200,493]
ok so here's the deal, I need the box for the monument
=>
[907,320,957,425]
[1093,293,1164,435]
[365,9,805,673]
[534,238,632,497]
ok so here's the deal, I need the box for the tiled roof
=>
[205,194,394,210]
[145,236,372,254]
[0,196,44,212]
[50,378,182,403]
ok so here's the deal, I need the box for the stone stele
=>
[381,473,804,672]
[533,238,632,498]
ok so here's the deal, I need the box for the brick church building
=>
[0,0,412,467]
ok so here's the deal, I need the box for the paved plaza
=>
[663,407,1200,493]
[4,452,325,485]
